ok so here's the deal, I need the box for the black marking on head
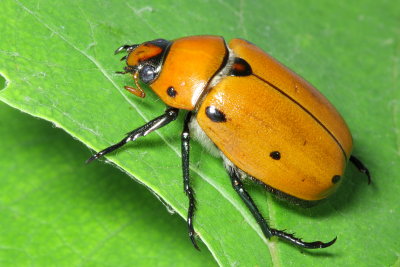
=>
[229,57,252,76]
[332,175,341,184]
[123,39,172,84]
[270,151,281,160]
[167,86,177,97]
[205,106,226,122]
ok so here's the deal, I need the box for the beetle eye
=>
[139,65,156,84]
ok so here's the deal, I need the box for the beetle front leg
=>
[181,111,200,250]
[86,107,179,163]
[227,166,336,249]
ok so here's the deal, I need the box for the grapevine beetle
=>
[87,35,371,249]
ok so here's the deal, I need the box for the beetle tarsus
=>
[349,155,371,184]
[186,187,200,250]
[189,232,200,251]
[187,194,200,251]
[86,140,126,164]
[271,229,337,249]
[115,71,127,74]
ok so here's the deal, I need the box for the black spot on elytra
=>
[205,106,226,122]
[270,151,281,160]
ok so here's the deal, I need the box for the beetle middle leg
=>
[181,111,200,250]
[227,166,337,249]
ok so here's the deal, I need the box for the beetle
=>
[87,35,371,249]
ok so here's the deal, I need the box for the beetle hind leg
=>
[227,166,336,249]
[349,155,371,184]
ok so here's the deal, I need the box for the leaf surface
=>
[0,0,399,266]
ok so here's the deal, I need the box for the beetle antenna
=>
[133,72,145,96]
[120,72,146,98]
[124,85,145,98]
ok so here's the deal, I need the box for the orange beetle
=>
[87,35,370,249]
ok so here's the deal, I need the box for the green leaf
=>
[1,0,399,266]
[0,100,216,267]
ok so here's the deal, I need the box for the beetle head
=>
[115,39,171,98]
